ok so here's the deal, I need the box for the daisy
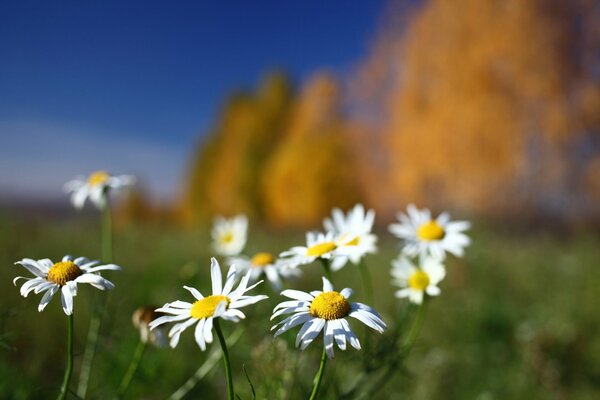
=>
[227,252,301,291]
[211,215,248,256]
[13,255,121,315]
[323,204,378,271]
[391,255,446,304]
[149,258,267,350]
[279,231,349,269]
[388,204,470,260]
[271,277,386,359]
[64,171,135,209]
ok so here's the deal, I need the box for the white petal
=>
[15,260,46,278]
[339,318,361,350]
[203,317,214,343]
[38,285,59,312]
[183,286,204,300]
[270,305,310,320]
[149,313,190,329]
[273,300,307,311]
[61,285,74,315]
[229,295,268,309]
[221,265,238,296]
[324,321,335,359]
[298,318,326,350]
[340,288,353,299]
[331,320,346,351]
[272,312,312,336]
[75,274,114,290]
[83,264,121,273]
[210,258,223,295]
[194,319,207,350]
[322,277,334,292]
[281,289,314,301]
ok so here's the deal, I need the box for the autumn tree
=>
[352,0,600,220]
[261,72,361,227]
[181,72,293,223]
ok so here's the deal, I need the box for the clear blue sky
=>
[0,0,386,201]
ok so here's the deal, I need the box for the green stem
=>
[115,340,147,399]
[58,314,74,400]
[308,348,327,400]
[169,327,244,400]
[357,258,373,306]
[319,258,333,283]
[402,302,427,351]
[214,319,234,400]
[77,194,113,398]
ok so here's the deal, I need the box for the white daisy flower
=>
[149,258,267,350]
[227,252,301,292]
[271,277,386,359]
[13,255,121,315]
[391,255,446,304]
[388,204,470,260]
[279,231,349,269]
[64,171,135,210]
[323,204,378,271]
[211,215,248,256]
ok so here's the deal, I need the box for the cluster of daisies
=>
[11,170,471,398]
[180,203,469,359]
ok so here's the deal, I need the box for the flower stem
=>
[403,301,427,350]
[213,319,234,400]
[78,194,113,398]
[308,348,328,400]
[319,258,333,283]
[169,327,244,400]
[58,314,74,400]
[115,339,147,399]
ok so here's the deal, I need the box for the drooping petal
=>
[38,285,59,312]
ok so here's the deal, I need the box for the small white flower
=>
[64,171,135,209]
[211,215,248,256]
[323,204,378,271]
[279,231,349,269]
[271,277,386,359]
[391,256,446,304]
[227,252,301,292]
[388,204,470,260]
[149,258,267,350]
[13,255,121,315]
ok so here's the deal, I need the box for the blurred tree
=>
[352,0,600,220]
[180,72,293,224]
[261,73,361,227]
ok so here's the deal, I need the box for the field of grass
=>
[1,210,599,399]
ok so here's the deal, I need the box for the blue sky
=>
[0,0,386,201]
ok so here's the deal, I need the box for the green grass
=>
[1,212,599,399]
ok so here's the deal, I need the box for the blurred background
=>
[1,0,600,399]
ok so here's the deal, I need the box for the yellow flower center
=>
[408,270,430,290]
[417,221,445,241]
[47,261,83,286]
[190,295,230,319]
[307,242,337,257]
[88,171,110,186]
[250,252,274,267]
[345,236,360,246]
[309,291,350,320]
[220,232,234,244]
